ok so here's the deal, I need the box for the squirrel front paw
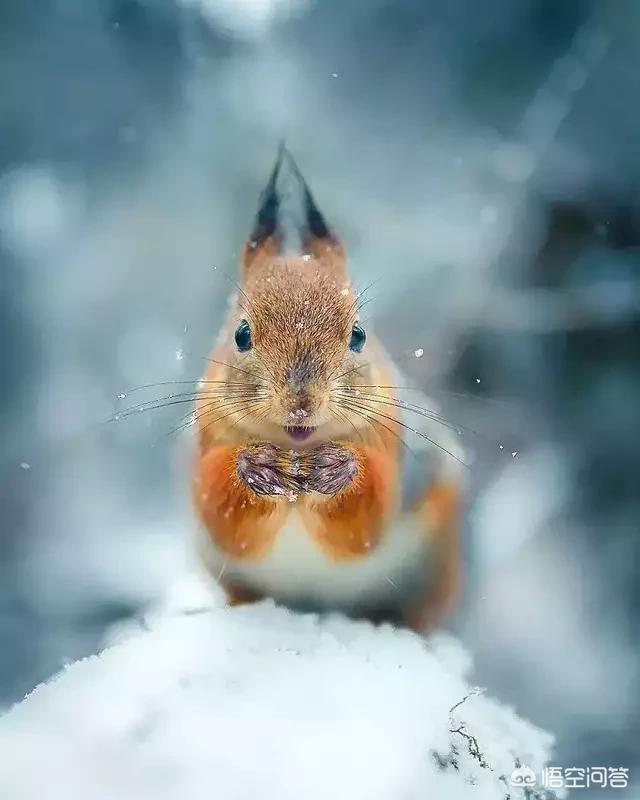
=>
[236,443,300,497]
[237,441,358,497]
[302,442,358,495]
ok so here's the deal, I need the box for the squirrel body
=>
[193,148,463,630]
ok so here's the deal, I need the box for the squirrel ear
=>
[242,146,346,277]
[241,144,285,273]
[285,150,346,275]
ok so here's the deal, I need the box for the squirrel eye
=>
[349,321,366,353]
[234,319,252,352]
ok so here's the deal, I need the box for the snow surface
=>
[0,575,556,800]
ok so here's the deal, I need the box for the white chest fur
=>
[197,509,432,612]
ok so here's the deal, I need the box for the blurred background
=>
[0,0,638,791]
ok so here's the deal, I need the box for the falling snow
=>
[414,348,424,358]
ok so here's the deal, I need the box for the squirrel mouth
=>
[285,426,315,442]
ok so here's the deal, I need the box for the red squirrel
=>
[193,147,464,631]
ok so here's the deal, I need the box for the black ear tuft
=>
[283,149,330,240]
[249,142,286,245]
[245,146,341,271]
[303,186,330,239]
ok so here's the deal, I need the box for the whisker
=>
[103,389,268,424]
[328,403,365,444]
[192,354,270,384]
[197,403,270,442]
[253,349,280,387]
[347,404,400,452]
[336,399,470,468]
[138,387,267,405]
[107,397,210,424]
[108,389,269,424]
[167,397,261,438]
[333,399,416,457]
[345,279,380,321]
[118,378,265,398]
[150,401,246,441]
[426,387,519,411]
[334,390,486,441]
[329,359,371,383]
[218,268,260,327]
[340,383,417,391]
[336,382,517,414]
[338,404,387,450]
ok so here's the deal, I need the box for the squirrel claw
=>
[303,442,357,495]
[237,441,357,497]
[236,443,300,497]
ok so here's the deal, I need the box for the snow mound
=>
[0,579,555,800]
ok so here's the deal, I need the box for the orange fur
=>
[241,235,281,273]
[302,235,346,277]
[302,441,399,560]
[194,444,286,559]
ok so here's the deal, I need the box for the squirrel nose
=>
[287,390,312,416]
[288,407,310,423]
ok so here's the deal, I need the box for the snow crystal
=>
[19,462,30,470]
[0,580,557,800]
[414,348,424,358]
[175,348,184,361]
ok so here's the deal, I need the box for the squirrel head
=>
[219,146,375,447]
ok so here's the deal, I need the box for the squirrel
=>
[193,146,464,631]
